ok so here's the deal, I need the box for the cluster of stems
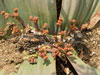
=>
[38,47,48,60]
[0,8,77,64]
[28,56,37,64]
[0,8,27,29]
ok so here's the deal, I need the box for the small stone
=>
[5,59,9,62]
[90,52,97,56]
[83,39,88,43]
[15,64,20,69]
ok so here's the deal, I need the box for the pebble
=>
[83,39,88,43]
[15,64,20,69]
[90,52,97,56]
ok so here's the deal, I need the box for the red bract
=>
[28,57,31,62]
[14,8,18,12]
[59,31,66,35]
[13,13,19,18]
[39,47,44,52]
[64,47,68,51]
[52,53,56,58]
[33,59,37,63]
[58,52,62,56]
[70,19,76,24]
[66,52,73,56]
[53,35,57,39]
[0,11,5,15]
[81,24,88,30]
[42,30,49,35]
[71,24,78,31]
[29,16,33,21]
[33,16,39,21]
[68,47,74,51]
[43,56,48,60]
[66,43,72,47]
[58,20,63,25]
[59,17,63,21]
[5,15,9,19]
[56,22,61,26]
[28,56,37,64]
[43,23,47,29]
[57,46,63,51]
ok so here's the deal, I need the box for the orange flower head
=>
[33,16,39,21]
[66,43,72,47]
[68,47,74,51]
[42,52,46,57]
[28,57,31,62]
[13,13,19,18]
[53,35,57,39]
[58,53,62,56]
[42,30,49,35]
[56,22,61,26]
[29,16,33,20]
[66,52,73,56]
[59,17,63,21]
[33,59,37,63]
[14,8,18,12]
[81,24,88,30]
[5,15,9,19]
[4,13,8,16]
[45,30,49,33]
[58,46,63,51]
[38,53,42,57]
[59,31,65,35]
[43,23,47,29]
[58,20,63,25]
[63,30,66,34]
[39,47,44,52]
[43,56,48,60]
[30,59,34,64]
[0,11,5,15]
[64,47,68,51]
[31,56,34,60]
[33,20,37,23]
[70,19,76,24]
[52,53,56,58]
[53,48,58,53]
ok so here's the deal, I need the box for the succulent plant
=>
[0,0,100,75]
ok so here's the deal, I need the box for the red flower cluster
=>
[71,24,78,31]
[0,11,5,15]
[43,23,47,29]
[51,46,63,58]
[29,16,39,24]
[28,56,37,64]
[42,30,49,35]
[33,16,39,23]
[56,17,63,26]
[64,43,73,56]
[70,19,76,24]
[51,43,73,58]
[38,47,48,60]
[13,8,19,18]
[59,30,66,35]
[0,11,9,19]
[14,8,18,12]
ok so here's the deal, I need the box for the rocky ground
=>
[0,39,23,74]
[82,22,100,69]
